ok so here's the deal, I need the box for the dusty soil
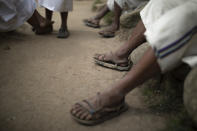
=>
[0,1,165,131]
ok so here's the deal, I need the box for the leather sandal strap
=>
[82,100,96,115]
[110,52,129,66]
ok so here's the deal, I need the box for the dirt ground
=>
[0,1,165,131]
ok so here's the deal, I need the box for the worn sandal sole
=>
[94,59,132,71]
[83,19,100,28]
[57,31,70,38]
[71,103,129,126]
[99,32,115,38]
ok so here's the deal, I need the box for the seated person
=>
[0,0,53,34]
[84,0,148,38]
[71,0,197,125]
[38,0,73,38]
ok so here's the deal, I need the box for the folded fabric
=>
[141,0,197,73]
[0,0,36,32]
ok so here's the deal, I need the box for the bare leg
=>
[95,20,146,64]
[60,12,68,29]
[27,10,54,34]
[45,8,53,21]
[111,47,161,96]
[111,1,122,31]
[27,10,53,29]
[115,20,146,58]
[99,2,122,36]
[94,5,110,20]
[71,47,161,120]
[84,5,110,27]
[57,12,69,38]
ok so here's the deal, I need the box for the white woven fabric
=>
[141,0,197,72]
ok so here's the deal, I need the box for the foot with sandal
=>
[94,20,146,71]
[70,89,128,125]
[38,0,72,39]
[94,52,132,71]
[98,23,119,38]
[83,17,100,28]
[84,0,148,38]
[84,1,121,38]
[70,47,161,126]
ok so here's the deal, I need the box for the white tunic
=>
[38,0,73,12]
[140,0,197,72]
[0,0,36,32]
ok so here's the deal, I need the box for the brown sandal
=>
[71,93,129,126]
[94,52,132,71]
[35,25,53,35]
[99,30,115,38]
[83,19,100,28]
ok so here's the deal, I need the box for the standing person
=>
[38,0,73,38]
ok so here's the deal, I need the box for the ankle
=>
[111,23,119,30]
[114,51,129,60]
[93,17,100,23]
[39,19,49,28]
[102,89,125,106]
[60,25,67,30]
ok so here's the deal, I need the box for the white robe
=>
[141,0,197,72]
[38,0,73,12]
[0,0,36,32]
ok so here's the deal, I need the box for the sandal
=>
[83,19,100,28]
[57,28,70,38]
[35,25,53,35]
[94,53,132,71]
[99,30,115,38]
[71,93,129,126]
